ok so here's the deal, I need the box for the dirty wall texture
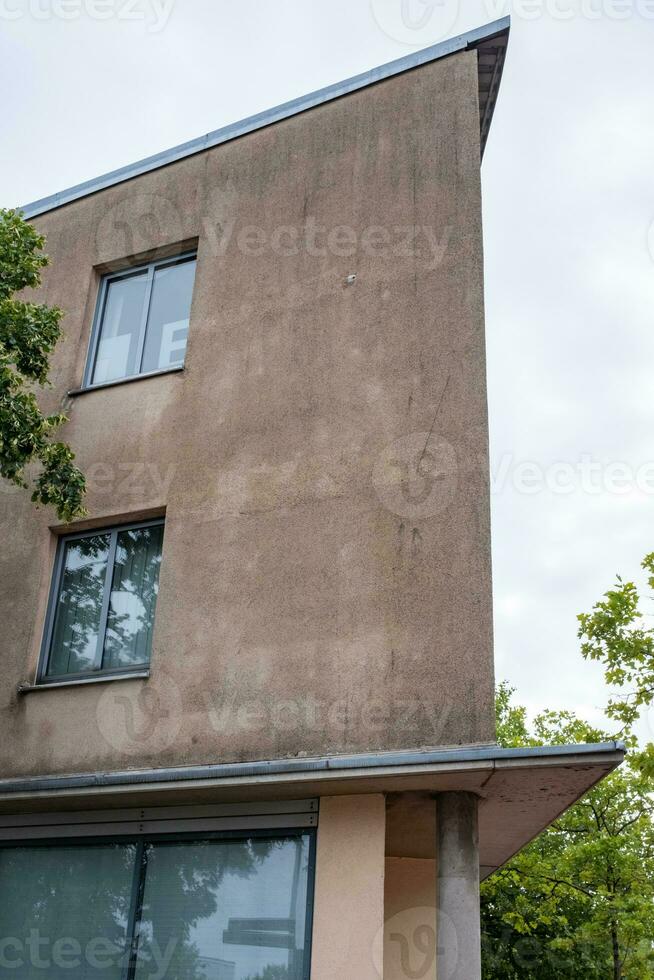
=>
[0,49,495,777]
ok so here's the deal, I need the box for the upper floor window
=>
[85,252,197,387]
[40,519,164,683]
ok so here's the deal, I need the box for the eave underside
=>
[0,741,623,879]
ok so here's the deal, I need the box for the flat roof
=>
[20,17,510,221]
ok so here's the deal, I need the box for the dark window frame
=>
[38,517,165,686]
[0,827,317,980]
[83,250,197,390]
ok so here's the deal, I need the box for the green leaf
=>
[0,209,86,521]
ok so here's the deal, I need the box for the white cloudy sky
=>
[2,0,654,742]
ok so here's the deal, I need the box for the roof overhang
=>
[20,17,510,221]
[0,739,623,879]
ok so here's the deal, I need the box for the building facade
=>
[0,18,623,980]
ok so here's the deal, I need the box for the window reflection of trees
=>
[105,527,163,670]
[49,534,110,675]
[48,526,163,676]
[244,967,291,980]
[137,840,273,980]
[0,836,310,980]
[0,844,135,980]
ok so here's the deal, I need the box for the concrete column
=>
[436,793,481,980]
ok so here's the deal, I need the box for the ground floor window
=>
[0,831,314,980]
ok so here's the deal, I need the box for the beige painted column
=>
[311,794,386,980]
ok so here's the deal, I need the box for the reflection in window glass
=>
[88,253,197,387]
[47,534,111,677]
[0,844,136,980]
[104,525,164,671]
[141,259,196,375]
[92,272,148,385]
[44,522,164,681]
[134,837,311,980]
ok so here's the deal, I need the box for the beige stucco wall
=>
[384,858,437,980]
[312,795,386,979]
[312,802,437,980]
[0,47,494,778]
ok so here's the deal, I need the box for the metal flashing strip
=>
[20,17,510,220]
[0,799,318,841]
[0,741,625,800]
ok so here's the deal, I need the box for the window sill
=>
[18,671,150,694]
[68,365,184,396]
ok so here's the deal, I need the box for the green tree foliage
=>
[482,685,654,979]
[579,553,654,776]
[0,208,85,521]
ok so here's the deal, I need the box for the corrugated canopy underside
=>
[20,17,510,220]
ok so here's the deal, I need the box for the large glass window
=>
[41,520,164,683]
[0,833,314,980]
[0,843,136,980]
[87,253,196,387]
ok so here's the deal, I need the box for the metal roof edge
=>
[19,17,510,221]
[0,739,624,796]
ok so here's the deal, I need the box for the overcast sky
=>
[2,0,653,742]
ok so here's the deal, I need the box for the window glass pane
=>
[47,534,111,677]
[140,259,196,375]
[134,836,311,980]
[0,844,137,979]
[92,271,148,384]
[103,525,164,670]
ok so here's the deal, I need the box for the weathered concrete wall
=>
[312,795,386,979]
[0,47,494,777]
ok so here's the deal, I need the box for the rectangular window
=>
[86,252,197,388]
[40,520,164,683]
[0,832,314,980]
[0,843,135,979]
